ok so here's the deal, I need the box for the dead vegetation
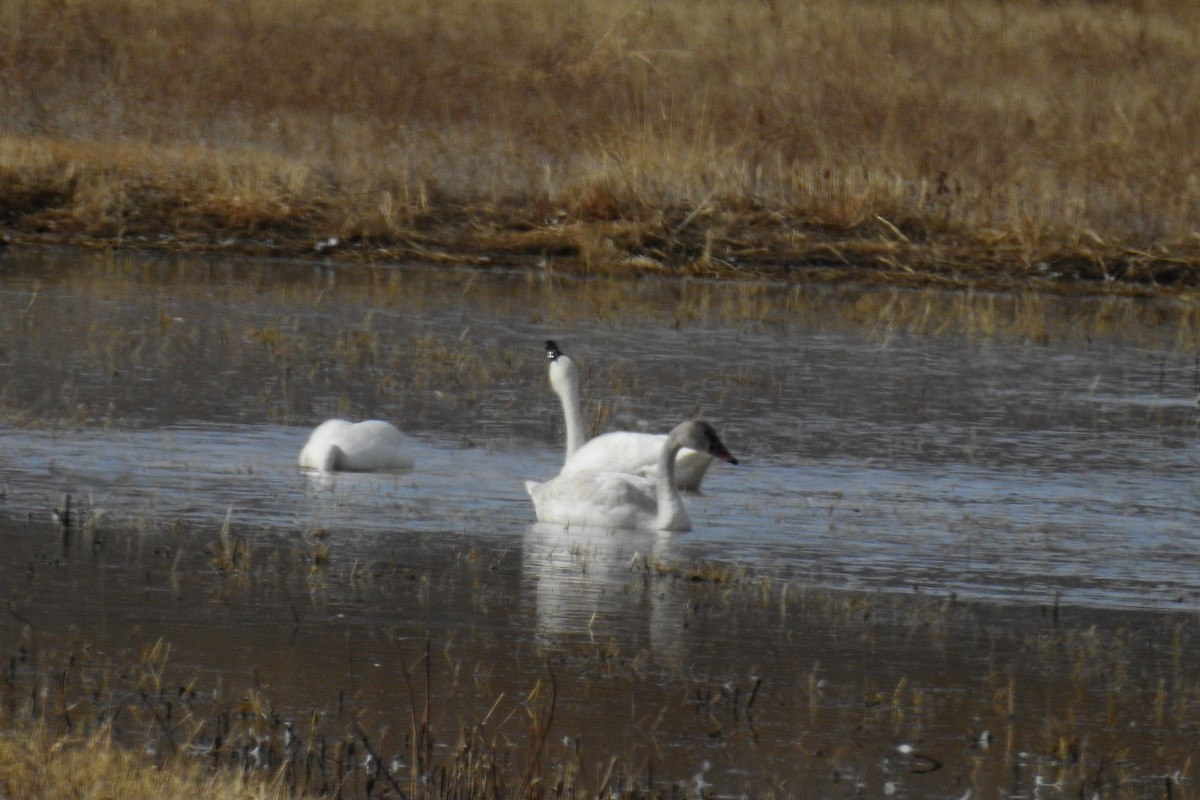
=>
[2,0,1200,291]
[4,558,1200,800]
[0,724,314,800]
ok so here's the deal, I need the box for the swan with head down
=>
[545,340,716,490]
[298,419,413,472]
[525,419,738,531]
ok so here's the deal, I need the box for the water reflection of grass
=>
[2,253,1198,433]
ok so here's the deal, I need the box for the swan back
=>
[298,419,413,472]
[525,472,661,530]
[562,432,716,490]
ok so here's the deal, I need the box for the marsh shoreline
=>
[4,213,1198,300]
[8,0,1200,301]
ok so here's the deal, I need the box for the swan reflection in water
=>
[522,522,689,668]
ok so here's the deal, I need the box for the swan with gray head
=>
[525,419,738,531]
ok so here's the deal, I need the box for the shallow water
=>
[1,249,1199,797]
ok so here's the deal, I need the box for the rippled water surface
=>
[1,249,1198,798]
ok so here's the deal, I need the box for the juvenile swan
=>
[525,420,738,531]
[545,341,715,490]
[298,419,413,472]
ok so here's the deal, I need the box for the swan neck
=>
[564,409,585,460]
[559,383,586,459]
[655,437,685,528]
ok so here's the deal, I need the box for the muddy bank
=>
[6,208,1200,299]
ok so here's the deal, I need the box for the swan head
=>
[299,443,343,472]
[545,340,580,400]
[670,420,739,465]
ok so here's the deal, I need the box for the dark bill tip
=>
[712,446,738,465]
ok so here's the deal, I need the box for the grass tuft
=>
[0,724,307,800]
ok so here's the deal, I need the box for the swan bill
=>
[711,445,738,465]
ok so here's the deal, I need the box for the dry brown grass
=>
[0,724,310,800]
[3,0,1200,288]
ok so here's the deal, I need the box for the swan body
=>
[298,419,413,472]
[525,419,738,531]
[545,341,715,490]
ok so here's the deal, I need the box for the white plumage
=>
[525,419,737,531]
[544,341,715,490]
[298,419,413,472]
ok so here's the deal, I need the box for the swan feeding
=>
[298,419,413,472]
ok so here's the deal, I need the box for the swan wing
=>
[561,432,714,490]
[560,432,665,477]
[527,470,658,530]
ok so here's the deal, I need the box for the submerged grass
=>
[3,0,1200,290]
[6,526,1200,800]
[2,250,1198,438]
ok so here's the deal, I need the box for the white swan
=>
[525,419,738,531]
[298,419,413,472]
[545,341,716,490]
